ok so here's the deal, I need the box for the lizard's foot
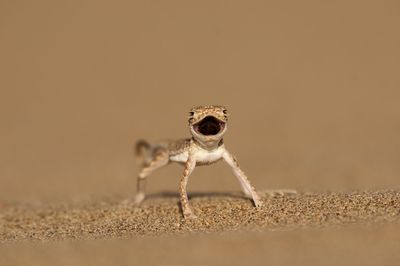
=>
[261,189,298,197]
[134,193,145,205]
[183,209,197,219]
[253,195,264,208]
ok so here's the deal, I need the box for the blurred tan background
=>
[1,0,400,203]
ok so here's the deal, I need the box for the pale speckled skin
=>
[135,105,262,219]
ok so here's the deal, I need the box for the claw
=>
[253,197,263,207]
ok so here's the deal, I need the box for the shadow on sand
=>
[145,191,250,201]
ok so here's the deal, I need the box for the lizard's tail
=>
[135,139,152,166]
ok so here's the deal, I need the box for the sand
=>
[1,189,399,242]
[2,190,400,266]
[2,223,400,266]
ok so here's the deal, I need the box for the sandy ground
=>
[1,222,400,266]
[1,190,400,265]
[1,190,400,242]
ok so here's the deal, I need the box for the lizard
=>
[134,105,263,219]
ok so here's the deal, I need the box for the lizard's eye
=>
[223,110,228,114]
[189,112,195,116]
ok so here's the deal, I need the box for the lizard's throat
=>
[193,137,224,150]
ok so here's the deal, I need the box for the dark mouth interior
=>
[194,116,225,136]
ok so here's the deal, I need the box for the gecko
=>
[134,105,263,219]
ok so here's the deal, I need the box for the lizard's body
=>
[135,105,262,219]
[154,138,225,165]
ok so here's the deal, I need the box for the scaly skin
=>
[135,105,262,219]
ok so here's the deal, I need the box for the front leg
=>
[180,155,196,219]
[223,150,263,207]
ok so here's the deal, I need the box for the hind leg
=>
[135,149,169,204]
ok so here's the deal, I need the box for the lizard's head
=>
[188,105,228,149]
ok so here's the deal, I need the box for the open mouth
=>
[193,116,225,136]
